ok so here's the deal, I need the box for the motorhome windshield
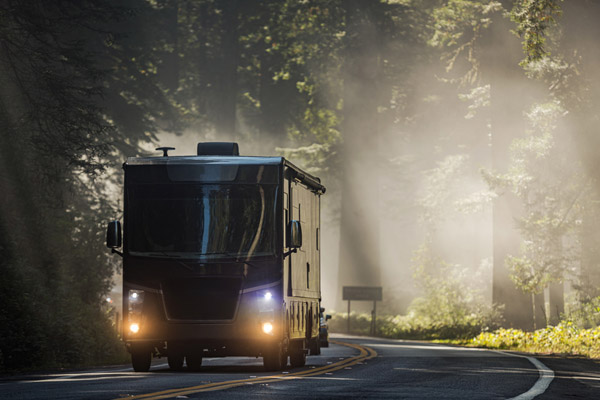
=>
[126,184,277,260]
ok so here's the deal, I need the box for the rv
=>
[106,142,325,372]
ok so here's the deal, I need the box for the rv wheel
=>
[289,346,306,368]
[168,354,184,371]
[186,354,203,372]
[280,348,288,368]
[131,350,152,372]
[263,344,284,371]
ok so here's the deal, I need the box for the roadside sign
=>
[343,286,382,335]
[342,286,382,301]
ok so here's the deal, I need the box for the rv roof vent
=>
[156,147,175,157]
[197,142,239,156]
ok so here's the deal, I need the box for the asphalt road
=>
[2,334,599,399]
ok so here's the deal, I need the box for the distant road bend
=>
[3,335,600,399]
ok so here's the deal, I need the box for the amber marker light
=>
[130,323,140,334]
[262,322,273,334]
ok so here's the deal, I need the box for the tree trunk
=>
[258,40,287,143]
[579,205,600,301]
[337,0,382,306]
[560,1,600,307]
[533,291,546,330]
[158,0,180,92]
[482,1,534,330]
[548,282,564,325]
[214,0,239,140]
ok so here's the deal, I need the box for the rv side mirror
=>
[326,314,332,321]
[106,220,122,249]
[287,220,302,249]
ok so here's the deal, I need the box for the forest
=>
[1,0,600,370]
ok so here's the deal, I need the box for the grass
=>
[463,322,600,358]
[328,311,498,341]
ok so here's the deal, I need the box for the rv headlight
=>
[129,323,140,334]
[128,290,144,335]
[258,291,274,313]
[129,290,144,303]
[129,290,144,314]
[262,322,273,334]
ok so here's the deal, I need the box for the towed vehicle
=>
[106,142,325,372]
[319,307,332,348]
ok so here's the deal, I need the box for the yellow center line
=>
[114,341,376,400]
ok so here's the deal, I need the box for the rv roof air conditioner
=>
[197,142,240,156]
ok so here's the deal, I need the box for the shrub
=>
[328,305,502,341]
[470,322,600,358]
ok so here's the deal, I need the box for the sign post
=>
[347,300,351,333]
[342,286,383,335]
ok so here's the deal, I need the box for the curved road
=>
[2,334,599,399]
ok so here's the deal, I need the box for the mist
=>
[2,0,600,372]
[132,0,600,325]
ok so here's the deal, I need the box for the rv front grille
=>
[162,278,242,320]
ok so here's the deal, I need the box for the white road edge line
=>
[359,339,554,399]
[496,351,554,400]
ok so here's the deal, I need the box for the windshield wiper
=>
[132,252,182,259]
[193,251,260,267]
[237,259,260,269]
[203,252,260,269]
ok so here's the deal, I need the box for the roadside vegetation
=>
[328,297,600,359]
[328,310,499,341]
[468,323,600,358]
[463,297,600,358]
[329,313,600,359]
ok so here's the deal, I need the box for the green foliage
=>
[0,183,127,370]
[419,154,469,226]
[165,0,347,145]
[408,244,502,335]
[328,244,502,341]
[429,0,502,84]
[565,296,600,329]
[404,120,499,331]
[328,306,501,340]
[511,0,563,66]
[0,0,163,371]
[470,321,600,358]
[457,84,490,119]
[277,0,431,217]
[483,101,587,295]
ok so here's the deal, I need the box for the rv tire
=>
[131,350,152,372]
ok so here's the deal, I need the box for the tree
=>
[0,0,177,369]
[337,0,431,308]
[513,0,600,315]
[337,0,384,293]
[430,0,537,329]
[484,101,587,326]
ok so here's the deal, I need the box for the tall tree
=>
[337,0,383,294]
[0,0,177,369]
[483,4,535,329]
[430,0,547,329]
